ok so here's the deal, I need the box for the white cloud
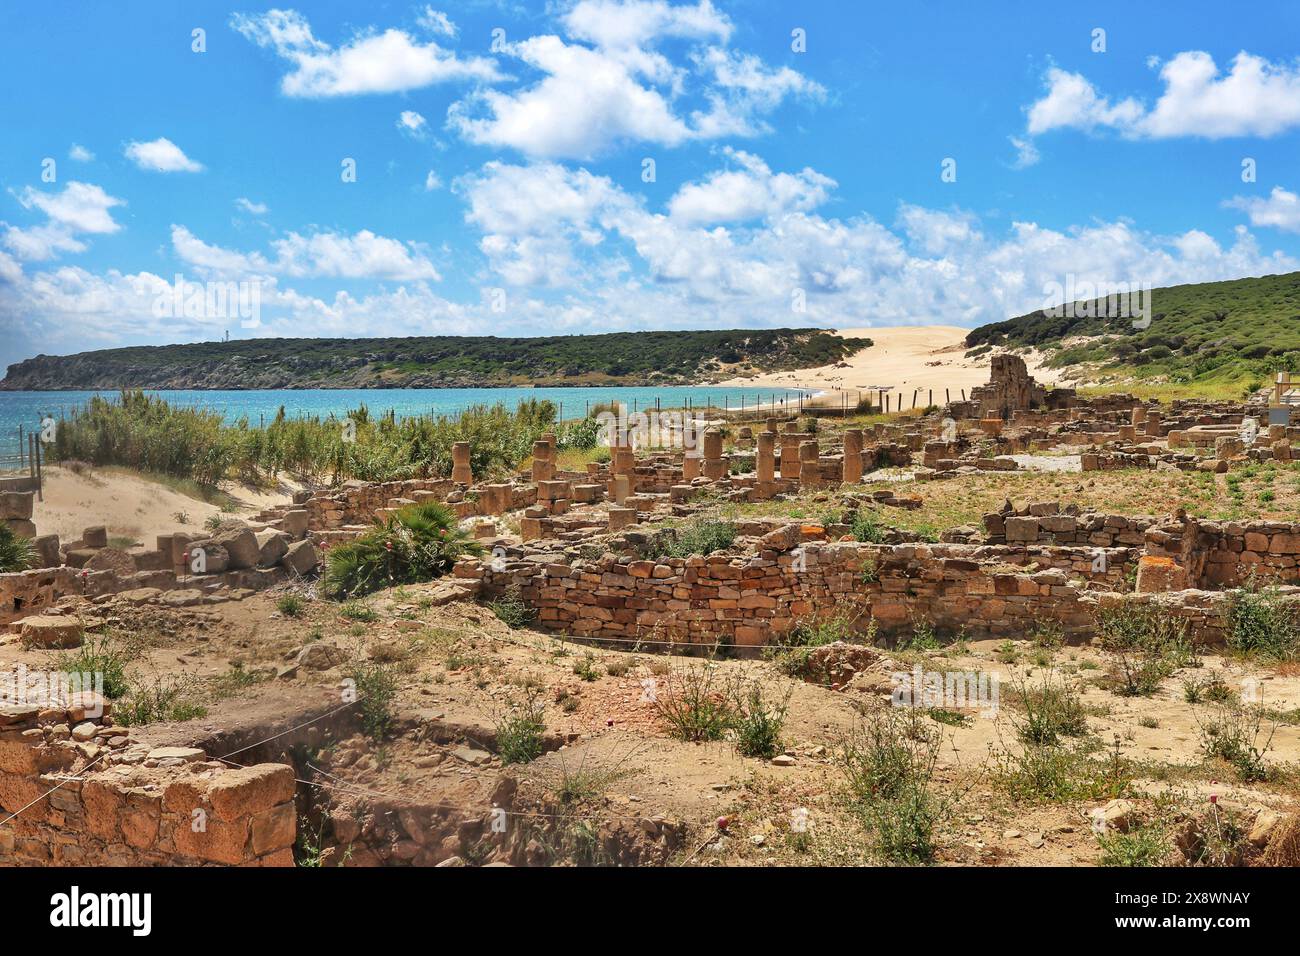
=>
[124,137,204,173]
[1226,186,1300,233]
[1025,66,1143,136]
[273,230,441,280]
[451,35,695,158]
[424,170,443,191]
[171,225,271,274]
[456,158,1298,330]
[561,0,732,49]
[449,2,819,158]
[416,7,457,38]
[68,144,94,162]
[171,225,441,281]
[235,197,269,216]
[397,110,429,137]
[689,48,825,138]
[231,8,500,97]
[667,150,835,225]
[1024,52,1300,143]
[1008,135,1040,169]
[2,181,125,262]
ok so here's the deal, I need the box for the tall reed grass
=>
[50,390,597,488]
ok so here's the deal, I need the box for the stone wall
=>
[0,702,295,866]
[468,535,1142,646]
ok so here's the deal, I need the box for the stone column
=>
[702,430,727,481]
[779,433,801,480]
[451,441,473,485]
[531,440,554,482]
[798,440,820,487]
[756,433,776,484]
[613,474,630,505]
[1130,405,1147,427]
[1144,411,1162,437]
[842,429,863,484]
[682,453,701,482]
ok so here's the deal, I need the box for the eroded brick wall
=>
[0,704,295,867]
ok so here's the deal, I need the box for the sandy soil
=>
[720,326,1062,404]
[31,465,293,546]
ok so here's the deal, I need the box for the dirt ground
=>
[7,551,1297,866]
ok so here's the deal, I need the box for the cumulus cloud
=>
[424,170,443,191]
[68,144,94,162]
[667,150,835,225]
[1226,186,1300,233]
[561,0,732,49]
[124,137,204,173]
[2,181,125,262]
[171,224,440,281]
[230,8,500,97]
[397,110,428,138]
[455,158,1298,328]
[235,197,269,216]
[448,1,819,158]
[1022,52,1300,144]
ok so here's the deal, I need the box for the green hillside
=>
[965,271,1300,396]
[1,329,868,390]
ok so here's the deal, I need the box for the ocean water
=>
[0,385,814,446]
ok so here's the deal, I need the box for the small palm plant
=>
[322,500,483,599]
[0,525,34,573]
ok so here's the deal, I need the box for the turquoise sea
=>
[0,385,813,445]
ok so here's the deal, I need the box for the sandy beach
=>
[720,325,1061,405]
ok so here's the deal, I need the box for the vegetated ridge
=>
[965,270,1300,394]
[1,329,869,390]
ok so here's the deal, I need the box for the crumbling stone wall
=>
[0,703,295,866]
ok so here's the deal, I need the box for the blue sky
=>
[3,0,1300,371]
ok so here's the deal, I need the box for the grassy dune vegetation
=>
[966,270,1300,398]
[50,390,602,487]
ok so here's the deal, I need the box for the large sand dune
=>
[721,325,1060,402]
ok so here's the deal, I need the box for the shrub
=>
[323,501,483,600]
[653,518,737,559]
[572,653,601,682]
[838,708,949,864]
[1096,820,1172,866]
[56,633,135,699]
[1226,579,1299,662]
[1195,704,1275,782]
[487,586,534,628]
[496,690,546,765]
[1096,604,1198,696]
[116,675,207,725]
[768,607,872,680]
[993,736,1131,804]
[276,593,305,617]
[731,682,791,758]
[0,525,34,573]
[652,662,736,742]
[347,663,397,741]
[849,510,886,543]
[1013,674,1089,745]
